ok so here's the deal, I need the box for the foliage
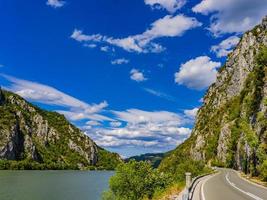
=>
[259,160,267,181]
[96,149,122,170]
[104,160,173,200]
[126,153,165,168]
[173,159,210,183]
[150,183,184,200]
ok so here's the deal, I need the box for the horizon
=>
[1,0,266,157]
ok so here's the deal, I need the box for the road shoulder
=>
[234,170,267,190]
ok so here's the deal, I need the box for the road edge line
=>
[234,170,267,190]
[200,174,216,200]
[225,173,263,200]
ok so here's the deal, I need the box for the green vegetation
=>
[0,89,122,170]
[126,153,165,168]
[102,157,211,200]
[0,159,78,170]
[259,160,267,181]
[103,160,174,200]
[96,148,122,170]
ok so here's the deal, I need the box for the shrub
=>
[104,160,173,200]
[259,160,267,181]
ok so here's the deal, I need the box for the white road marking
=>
[225,173,263,200]
[201,181,206,200]
[200,175,213,200]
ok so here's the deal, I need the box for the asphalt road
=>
[192,169,267,200]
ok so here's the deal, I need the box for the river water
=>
[0,170,114,200]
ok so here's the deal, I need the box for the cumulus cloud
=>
[192,0,267,36]
[111,58,129,65]
[46,0,65,8]
[113,109,184,125]
[130,69,147,82]
[86,109,191,149]
[211,36,240,57]
[71,14,201,53]
[144,0,186,13]
[1,74,108,122]
[175,56,221,90]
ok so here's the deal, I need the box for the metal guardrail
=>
[182,172,214,200]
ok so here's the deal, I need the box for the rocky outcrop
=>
[0,89,121,169]
[160,16,267,177]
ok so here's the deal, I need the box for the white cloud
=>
[71,30,103,42]
[175,56,221,90]
[113,109,184,125]
[57,110,112,121]
[100,46,109,52]
[192,0,267,36]
[144,0,186,13]
[46,0,65,8]
[111,58,129,65]
[2,74,108,121]
[211,36,240,57]
[184,108,199,119]
[84,44,97,48]
[86,121,101,126]
[87,109,191,148]
[110,121,122,127]
[130,69,147,82]
[71,14,201,53]
[143,88,175,101]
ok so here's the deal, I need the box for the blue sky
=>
[0,0,266,157]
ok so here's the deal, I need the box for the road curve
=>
[192,169,267,200]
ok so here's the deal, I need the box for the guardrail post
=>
[182,172,191,200]
[185,172,192,189]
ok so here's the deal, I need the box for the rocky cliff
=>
[160,17,267,178]
[0,89,121,169]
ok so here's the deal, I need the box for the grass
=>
[150,182,184,200]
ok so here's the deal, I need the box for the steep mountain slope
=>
[0,89,121,169]
[160,17,267,179]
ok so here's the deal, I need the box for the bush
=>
[104,160,173,200]
[173,159,210,183]
[259,160,267,181]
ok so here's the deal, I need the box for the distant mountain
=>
[160,17,267,179]
[126,153,165,168]
[0,89,122,170]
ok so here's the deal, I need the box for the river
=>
[0,170,114,200]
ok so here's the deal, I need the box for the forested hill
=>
[126,153,165,168]
[0,89,122,170]
[160,16,267,180]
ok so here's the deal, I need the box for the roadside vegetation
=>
[102,160,211,200]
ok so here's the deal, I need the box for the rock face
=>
[0,89,121,169]
[160,17,267,177]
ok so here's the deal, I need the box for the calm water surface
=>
[0,170,114,200]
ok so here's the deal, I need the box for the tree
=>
[105,160,172,200]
